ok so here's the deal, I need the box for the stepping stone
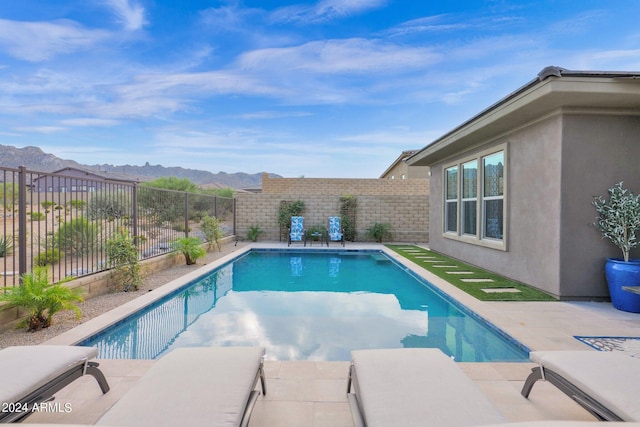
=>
[431,265,458,268]
[481,288,521,293]
[414,256,436,259]
[446,271,474,275]
[422,260,445,263]
[460,278,495,283]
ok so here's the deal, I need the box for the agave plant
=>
[0,267,84,331]
[593,182,640,262]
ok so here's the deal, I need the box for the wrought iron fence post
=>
[132,183,138,246]
[18,166,27,280]
[184,192,189,238]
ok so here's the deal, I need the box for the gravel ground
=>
[0,242,248,349]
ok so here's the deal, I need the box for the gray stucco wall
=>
[559,114,640,298]
[429,116,565,297]
[428,112,640,299]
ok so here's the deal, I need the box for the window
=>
[483,152,504,240]
[443,148,505,248]
[461,160,477,236]
[445,166,458,232]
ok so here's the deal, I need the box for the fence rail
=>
[1,166,235,289]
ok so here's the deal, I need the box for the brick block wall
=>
[236,175,429,242]
[261,173,428,196]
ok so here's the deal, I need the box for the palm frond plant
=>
[173,237,206,265]
[247,224,264,242]
[0,267,83,331]
[0,235,13,257]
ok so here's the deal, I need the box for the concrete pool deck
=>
[24,242,640,425]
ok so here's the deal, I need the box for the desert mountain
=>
[0,144,279,189]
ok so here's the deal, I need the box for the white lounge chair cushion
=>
[0,345,98,405]
[479,422,640,427]
[97,346,265,427]
[530,351,640,421]
[351,348,505,427]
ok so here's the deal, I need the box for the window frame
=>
[442,145,507,251]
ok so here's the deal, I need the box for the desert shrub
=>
[54,217,101,255]
[34,249,63,266]
[106,228,141,291]
[30,211,46,221]
[201,215,223,251]
[87,192,131,220]
[0,235,13,257]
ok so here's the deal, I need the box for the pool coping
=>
[45,242,529,358]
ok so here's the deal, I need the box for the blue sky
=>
[1,1,640,178]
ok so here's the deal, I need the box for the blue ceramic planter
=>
[605,258,640,313]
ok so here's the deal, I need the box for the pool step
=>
[371,253,391,263]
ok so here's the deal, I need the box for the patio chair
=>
[327,216,345,246]
[97,346,267,427]
[346,348,505,427]
[521,350,640,421]
[288,216,306,246]
[0,345,110,423]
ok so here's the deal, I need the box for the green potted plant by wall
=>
[593,181,640,312]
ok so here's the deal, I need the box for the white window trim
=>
[442,144,507,251]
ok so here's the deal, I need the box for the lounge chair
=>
[97,346,266,427]
[288,216,306,246]
[0,345,110,423]
[346,348,505,427]
[521,350,640,421]
[327,216,344,246]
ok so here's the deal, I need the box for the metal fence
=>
[1,166,235,289]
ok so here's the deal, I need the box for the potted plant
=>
[593,181,640,312]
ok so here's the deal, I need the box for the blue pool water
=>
[80,250,529,362]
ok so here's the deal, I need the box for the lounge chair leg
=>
[86,362,111,394]
[520,366,542,398]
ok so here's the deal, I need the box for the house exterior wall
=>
[236,174,429,242]
[428,115,564,297]
[559,113,640,298]
[427,111,640,299]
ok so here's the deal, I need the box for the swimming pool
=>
[80,249,529,362]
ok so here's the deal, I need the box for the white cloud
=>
[271,0,386,24]
[0,19,109,62]
[102,0,147,31]
[60,118,121,126]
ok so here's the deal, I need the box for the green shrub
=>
[366,222,392,243]
[87,193,131,220]
[34,249,63,266]
[54,217,101,255]
[41,201,55,210]
[278,200,305,230]
[201,215,223,251]
[247,224,264,242]
[68,199,86,209]
[0,267,83,331]
[30,211,46,221]
[106,228,141,291]
[173,237,206,265]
